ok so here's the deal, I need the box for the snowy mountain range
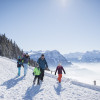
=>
[27,50,72,67]
[64,50,100,63]
[64,52,84,62]
[0,56,100,100]
[81,50,100,62]
[26,50,100,65]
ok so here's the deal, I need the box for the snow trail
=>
[0,56,100,100]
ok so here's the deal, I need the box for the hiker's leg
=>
[18,67,21,76]
[40,68,42,80]
[42,70,44,81]
[24,64,28,76]
[37,76,40,85]
[59,74,62,83]
[24,64,26,75]
[40,69,44,81]
[33,76,37,84]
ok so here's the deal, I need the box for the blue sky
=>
[0,0,100,54]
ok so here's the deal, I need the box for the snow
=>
[62,63,100,85]
[0,56,100,100]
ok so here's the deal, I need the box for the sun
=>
[61,0,67,7]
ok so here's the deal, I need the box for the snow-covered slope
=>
[0,56,100,100]
[64,50,100,63]
[29,50,71,67]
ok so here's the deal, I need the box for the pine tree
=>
[0,33,35,67]
[0,34,23,59]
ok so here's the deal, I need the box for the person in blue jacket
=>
[37,54,48,81]
[22,53,30,76]
[17,56,22,76]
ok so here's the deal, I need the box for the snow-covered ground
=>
[65,63,100,86]
[50,63,100,86]
[0,56,100,100]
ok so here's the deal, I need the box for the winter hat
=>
[18,56,21,59]
[41,54,44,57]
[26,53,28,55]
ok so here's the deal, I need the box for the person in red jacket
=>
[55,63,66,83]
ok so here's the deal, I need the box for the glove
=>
[55,72,56,75]
[33,72,34,76]
[46,68,50,71]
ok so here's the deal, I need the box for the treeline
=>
[0,34,23,59]
[0,34,36,67]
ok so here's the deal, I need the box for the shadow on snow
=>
[54,83,65,95]
[23,85,43,100]
[1,76,24,89]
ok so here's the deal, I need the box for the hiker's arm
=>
[62,67,66,74]
[45,60,48,68]
[33,68,36,75]
[17,61,19,67]
[29,57,30,63]
[33,68,36,74]
[28,57,30,66]
[22,58,24,64]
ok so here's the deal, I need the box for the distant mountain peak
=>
[29,50,72,67]
[64,50,100,63]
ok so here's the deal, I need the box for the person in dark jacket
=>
[17,56,22,76]
[22,53,30,76]
[55,63,66,83]
[37,54,48,81]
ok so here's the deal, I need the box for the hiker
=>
[37,54,48,82]
[22,53,30,76]
[55,63,66,83]
[17,56,22,76]
[33,64,41,85]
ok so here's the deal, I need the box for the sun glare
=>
[61,0,67,7]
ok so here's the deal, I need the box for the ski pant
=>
[23,64,28,76]
[33,75,40,84]
[18,67,21,76]
[58,74,62,83]
[40,68,44,81]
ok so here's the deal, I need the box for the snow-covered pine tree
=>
[0,33,36,67]
[0,33,23,59]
